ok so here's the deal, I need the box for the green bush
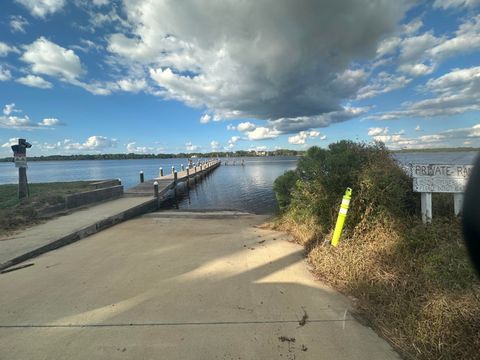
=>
[273,170,298,212]
[274,140,416,234]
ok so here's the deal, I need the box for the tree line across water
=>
[0,149,304,162]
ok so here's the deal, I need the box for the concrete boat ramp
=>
[0,211,399,359]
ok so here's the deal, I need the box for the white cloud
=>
[0,114,34,129]
[16,74,53,89]
[433,0,480,9]
[210,140,220,151]
[21,37,83,82]
[370,123,480,149]
[126,142,150,154]
[398,63,434,77]
[226,124,235,131]
[15,0,65,18]
[246,127,280,141]
[367,66,480,120]
[1,138,19,148]
[200,114,211,124]
[368,127,389,136]
[3,103,17,116]
[415,125,422,131]
[92,0,109,6]
[38,118,61,126]
[185,141,198,151]
[0,103,38,129]
[0,66,12,81]
[357,72,411,99]
[64,136,117,151]
[0,42,17,57]
[225,136,241,149]
[108,0,410,130]
[429,15,480,61]
[116,78,147,93]
[288,130,324,145]
[10,15,28,33]
[376,37,402,57]
[374,15,480,81]
[237,122,256,132]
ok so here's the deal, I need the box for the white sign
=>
[14,154,27,168]
[411,164,472,193]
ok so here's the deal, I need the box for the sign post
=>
[11,138,32,199]
[410,164,472,223]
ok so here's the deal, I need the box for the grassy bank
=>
[0,181,96,236]
[272,141,480,359]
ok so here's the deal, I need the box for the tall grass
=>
[273,141,480,359]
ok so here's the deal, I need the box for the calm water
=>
[0,151,478,214]
[172,158,298,214]
[0,157,298,214]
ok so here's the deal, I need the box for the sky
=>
[0,0,479,156]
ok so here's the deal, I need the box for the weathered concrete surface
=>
[0,197,156,270]
[0,212,399,360]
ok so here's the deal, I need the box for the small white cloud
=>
[64,136,117,151]
[3,103,17,116]
[0,66,12,81]
[185,141,198,151]
[16,0,65,18]
[288,130,324,145]
[210,140,220,151]
[200,114,211,124]
[237,122,256,132]
[229,136,240,144]
[246,127,279,140]
[16,75,53,89]
[116,78,147,93]
[1,138,19,148]
[398,63,434,76]
[368,127,389,136]
[126,142,150,154]
[92,0,109,6]
[0,42,17,57]
[38,118,61,126]
[21,37,83,83]
[415,125,422,131]
[226,124,235,131]
[10,15,28,33]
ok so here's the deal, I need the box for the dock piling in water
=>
[140,171,144,183]
[159,167,163,177]
[153,181,159,198]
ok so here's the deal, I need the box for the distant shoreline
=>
[391,147,480,153]
[0,150,303,163]
[1,147,478,163]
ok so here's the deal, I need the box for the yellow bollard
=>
[331,187,352,247]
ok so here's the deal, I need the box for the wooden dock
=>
[125,159,221,198]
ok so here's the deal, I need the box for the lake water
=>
[0,151,478,214]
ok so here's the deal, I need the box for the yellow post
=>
[331,187,352,247]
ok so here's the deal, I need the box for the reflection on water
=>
[165,158,298,214]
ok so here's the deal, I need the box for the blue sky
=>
[0,0,479,156]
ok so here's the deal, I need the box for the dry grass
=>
[274,211,480,359]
